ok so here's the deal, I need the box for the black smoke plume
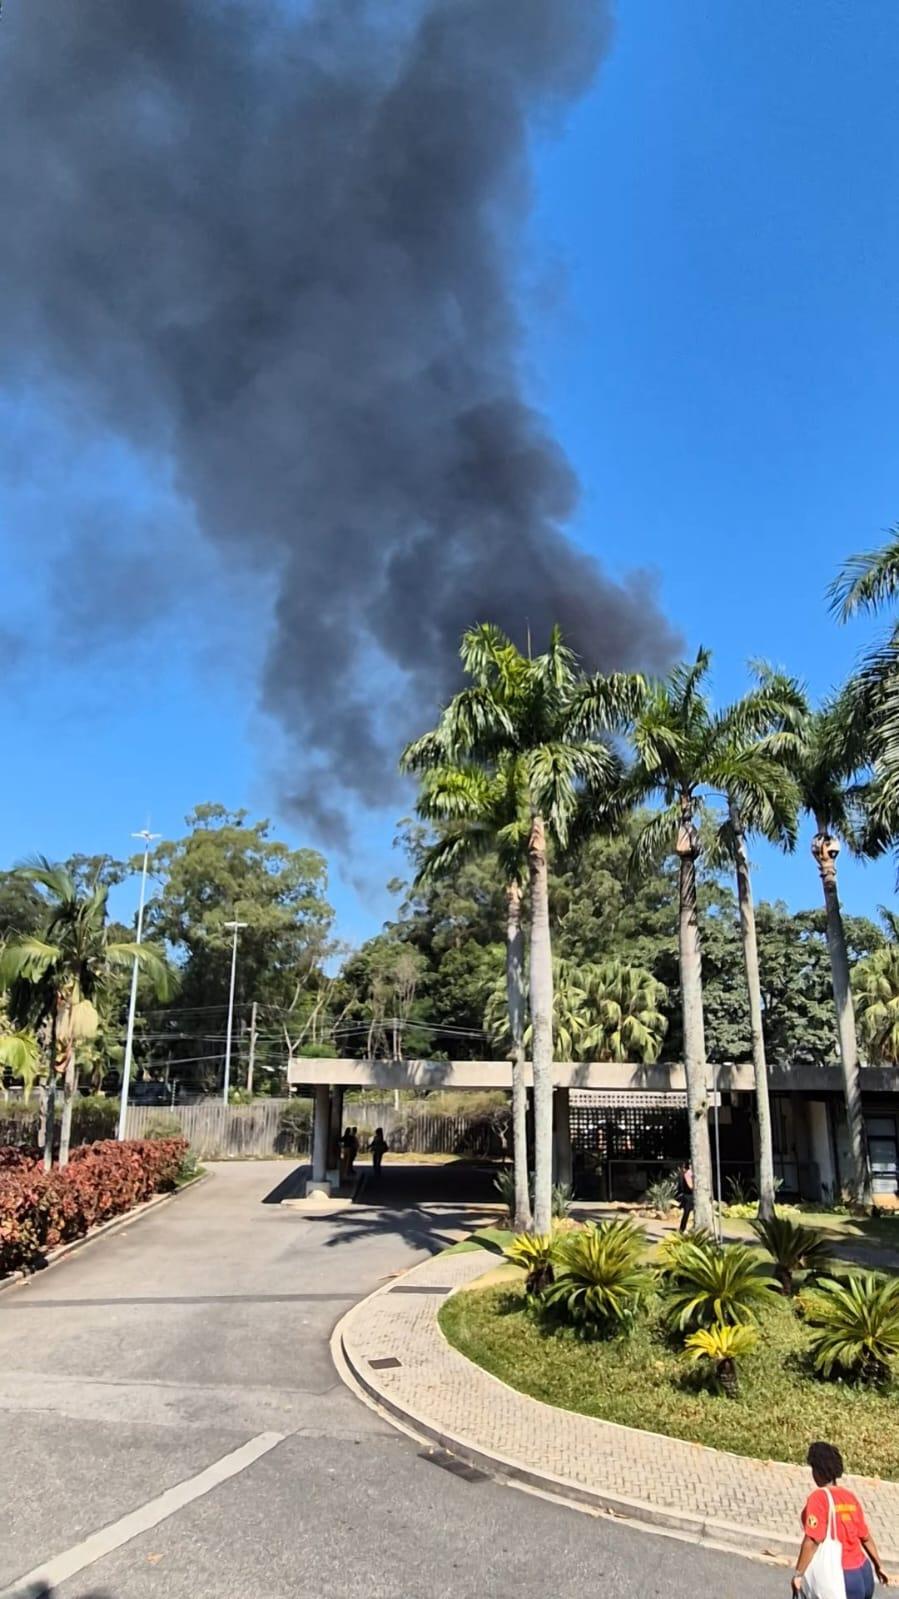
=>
[0,0,679,843]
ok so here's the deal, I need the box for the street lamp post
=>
[117,830,160,1141]
[223,920,247,1105]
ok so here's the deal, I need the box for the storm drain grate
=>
[419,1447,488,1483]
[389,1284,453,1295]
[369,1356,402,1370]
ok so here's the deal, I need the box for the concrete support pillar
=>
[328,1086,344,1175]
[806,1100,836,1203]
[310,1083,331,1188]
[553,1087,572,1190]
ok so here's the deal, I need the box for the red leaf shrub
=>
[0,1138,187,1276]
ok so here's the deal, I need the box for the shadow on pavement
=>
[261,1163,311,1204]
[301,1160,504,1253]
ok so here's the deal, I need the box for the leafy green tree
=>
[143,805,334,1086]
[0,860,172,1165]
[404,624,620,1234]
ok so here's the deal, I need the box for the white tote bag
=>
[803,1489,847,1599]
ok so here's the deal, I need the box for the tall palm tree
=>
[402,756,533,1230]
[790,702,869,1203]
[0,859,173,1167]
[831,527,899,832]
[712,672,803,1219]
[404,623,620,1233]
[574,650,800,1229]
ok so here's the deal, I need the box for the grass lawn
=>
[442,1226,515,1255]
[440,1282,899,1479]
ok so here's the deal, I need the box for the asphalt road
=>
[0,1162,790,1599]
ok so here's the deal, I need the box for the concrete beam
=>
[287,1056,899,1097]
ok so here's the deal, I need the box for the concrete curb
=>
[332,1252,898,1568]
[0,1170,209,1297]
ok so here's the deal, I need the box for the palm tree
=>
[574,650,799,1231]
[790,703,870,1203]
[831,527,899,831]
[402,756,533,1229]
[581,959,668,1064]
[404,623,620,1233]
[0,859,173,1167]
[712,672,803,1219]
[485,956,667,1066]
[853,945,899,1066]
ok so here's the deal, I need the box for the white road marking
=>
[1,1430,285,1598]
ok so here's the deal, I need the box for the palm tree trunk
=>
[58,1044,77,1168]
[676,813,714,1232]
[730,805,777,1221]
[505,880,532,1231]
[528,814,554,1235]
[43,1011,58,1172]
[812,826,868,1205]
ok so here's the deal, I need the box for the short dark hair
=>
[807,1442,844,1482]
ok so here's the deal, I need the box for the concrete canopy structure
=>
[288,1057,899,1202]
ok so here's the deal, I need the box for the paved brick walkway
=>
[338,1249,899,1564]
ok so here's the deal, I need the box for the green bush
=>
[660,1239,779,1333]
[71,1094,119,1144]
[143,1110,183,1140]
[504,1231,555,1295]
[751,1213,834,1295]
[544,1220,651,1337]
[276,1097,312,1152]
[644,1175,678,1213]
[803,1273,899,1385]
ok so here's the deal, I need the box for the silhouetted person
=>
[370,1126,387,1177]
[676,1163,694,1233]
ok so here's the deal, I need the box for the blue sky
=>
[2,0,898,939]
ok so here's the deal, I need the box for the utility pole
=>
[222,920,247,1104]
[117,830,160,1141]
[246,1001,258,1098]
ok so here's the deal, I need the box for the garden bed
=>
[0,1137,188,1277]
[440,1280,899,1480]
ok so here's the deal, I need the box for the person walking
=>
[370,1126,387,1178]
[792,1441,889,1597]
[675,1163,694,1233]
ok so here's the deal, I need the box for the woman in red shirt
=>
[792,1441,889,1597]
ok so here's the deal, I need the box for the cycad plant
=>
[504,1231,556,1295]
[653,1227,718,1279]
[661,1239,779,1332]
[803,1272,899,1385]
[685,1321,758,1398]
[544,1219,651,1336]
[751,1213,834,1296]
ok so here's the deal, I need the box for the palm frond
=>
[0,936,61,988]
[829,529,899,620]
